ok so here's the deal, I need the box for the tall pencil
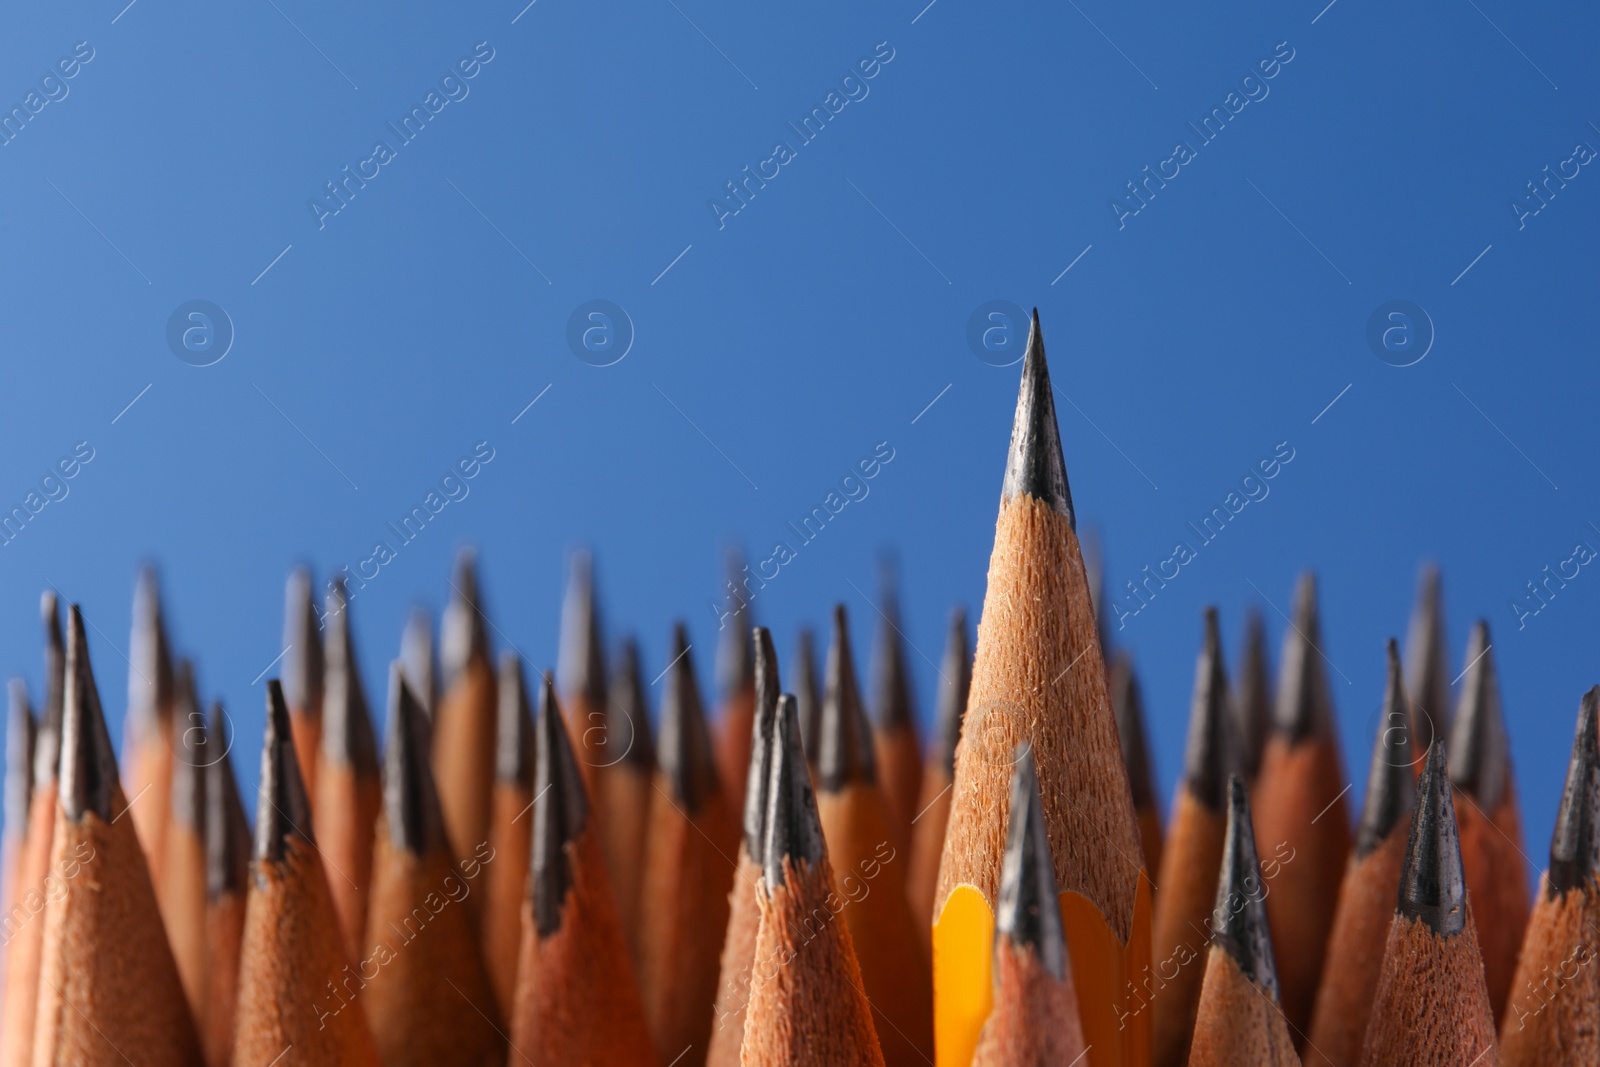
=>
[599,637,656,959]
[282,565,325,805]
[1151,608,1239,1067]
[1111,651,1163,890]
[933,310,1150,1067]
[31,605,203,1065]
[1448,621,1528,1018]
[483,652,535,1018]
[124,564,176,889]
[793,628,822,772]
[434,548,498,874]
[1500,687,1600,1064]
[1403,564,1449,769]
[201,701,251,1067]
[0,680,32,1042]
[970,748,1086,1067]
[1187,777,1298,1067]
[1235,610,1272,787]
[713,548,758,815]
[870,559,924,857]
[1252,573,1350,1038]
[909,607,971,938]
[817,604,934,1066]
[1305,641,1415,1067]
[158,661,210,1029]
[401,606,437,718]
[1357,741,1499,1066]
[742,693,885,1067]
[558,548,608,785]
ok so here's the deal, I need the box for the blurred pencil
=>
[1252,573,1351,1038]
[231,680,380,1066]
[713,548,758,815]
[870,559,924,858]
[483,652,535,1018]
[933,311,1150,1067]
[1111,651,1163,890]
[434,548,498,874]
[508,671,656,1064]
[1448,621,1529,1019]
[817,604,934,1066]
[1187,777,1297,1067]
[909,608,971,938]
[558,548,608,787]
[599,637,656,960]
[1235,610,1272,786]
[742,693,885,1067]
[313,577,381,963]
[31,605,203,1064]
[792,628,822,773]
[201,701,251,1067]
[1151,608,1239,1067]
[1305,641,1415,1067]
[1500,687,1600,1065]
[401,606,437,717]
[158,661,209,1028]
[970,748,1086,1067]
[1357,742,1499,1066]
[124,564,176,889]
[0,680,32,1041]
[1403,564,1449,770]
[282,565,325,805]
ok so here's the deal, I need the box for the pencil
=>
[558,548,608,786]
[870,559,924,858]
[1235,610,1272,787]
[792,628,822,773]
[1356,741,1499,1066]
[483,651,535,1018]
[817,604,934,1066]
[713,548,758,816]
[434,548,498,874]
[362,664,504,1066]
[1403,564,1449,769]
[706,626,780,1067]
[742,693,886,1067]
[282,565,325,806]
[158,661,209,1028]
[1252,572,1351,1038]
[933,310,1150,1067]
[201,700,252,1067]
[231,680,380,1066]
[1187,776,1298,1067]
[0,679,32,1043]
[124,564,176,890]
[1448,620,1529,1019]
[1151,607,1239,1067]
[598,636,656,960]
[909,607,971,941]
[508,669,657,1064]
[970,748,1087,1067]
[1111,650,1163,894]
[1304,640,1415,1067]
[401,605,437,717]
[313,576,382,963]
[638,624,735,1066]
[0,592,64,1067]
[31,605,203,1065]
[1499,686,1600,1065]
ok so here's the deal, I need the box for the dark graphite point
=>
[820,604,875,792]
[997,748,1067,981]
[496,653,536,787]
[205,702,251,899]
[441,548,489,688]
[1548,687,1600,897]
[869,557,915,733]
[1235,610,1272,782]
[1111,653,1156,814]
[35,591,64,787]
[935,608,972,778]
[658,624,719,813]
[715,547,755,701]
[322,579,378,777]
[606,638,656,771]
[129,565,174,736]
[401,607,436,716]
[792,629,822,769]
[1398,741,1468,936]
[171,661,207,832]
[763,694,825,889]
[532,671,591,937]
[1449,621,1510,812]
[743,628,781,857]
[1212,776,1280,998]
[384,663,445,855]
[558,550,607,715]
[1183,608,1238,811]
[281,566,323,718]
[1356,641,1415,859]
[61,605,120,824]
[1274,573,1332,745]
[255,680,316,865]
[1404,564,1449,754]
[1001,309,1075,527]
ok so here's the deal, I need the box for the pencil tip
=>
[1549,687,1600,896]
[1001,308,1074,526]
[1212,776,1280,998]
[558,549,607,714]
[1404,564,1448,754]
[716,547,756,699]
[1448,621,1509,810]
[322,580,378,776]
[1274,572,1332,744]
[205,702,251,899]
[935,607,972,777]
[35,592,65,787]
[61,605,119,823]
[1399,741,1468,936]
[820,604,875,791]
[1183,608,1237,810]
[793,629,822,767]
[606,638,655,770]
[442,547,489,687]
[532,671,590,936]
[401,607,436,715]
[870,557,915,735]
[743,628,782,857]
[763,693,825,887]
[255,679,315,864]
[1236,609,1272,781]
[997,747,1067,980]
[281,566,323,717]
[171,661,207,831]
[1357,640,1415,858]
[5,680,34,842]
[496,653,536,786]
[658,624,718,811]
[1111,651,1155,813]
[383,663,445,855]
[129,564,175,731]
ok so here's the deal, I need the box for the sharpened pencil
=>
[599,637,656,962]
[559,548,608,789]
[401,606,437,718]
[1111,651,1163,893]
[434,548,498,876]
[201,701,251,1067]
[909,608,971,941]
[713,548,758,817]
[124,564,176,890]
[1236,611,1272,787]
[283,565,326,807]
[1403,564,1449,771]
[158,661,210,1028]
[870,559,924,859]
[793,628,822,774]
[483,651,536,1019]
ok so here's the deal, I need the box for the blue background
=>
[1,0,1596,893]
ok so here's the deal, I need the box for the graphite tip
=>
[255,679,315,864]
[1183,607,1238,811]
[171,661,207,831]
[322,579,378,777]
[1356,640,1416,858]
[606,638,655,771]
[495,652,536,786]
[1448,621,1510,812]
[1111,652,1156,815]
[657,623,719,813]
[793,629,822,768]
[205,702,251,899]
[820,604,876,792]
[35,591,64,786]
[934,607,972,778]
[1404,564,1449,753]
[532,671,591,936]
[441,547,489,688]
[869,557,916,734]
[383,663,445,855]
[557,549,607,715]
[1001,309,1074,526]
[763,694,825,888]
[129,564,175,737]
[1211,776,1280,998]
[996,747,1067,980]
[715,547,756,701]
[1236,610,1272,782]
[1548,687,1600,896]
[1274,572,1332,745]
[60,605,120,823]
[743,627,781,856]
[1398,741,1468,936]
[401,606,436,716]
[281,566,323,718]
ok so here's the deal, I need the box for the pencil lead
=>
[996,747,1067,980]
[1356,640,1416,858]
[1212,776,1279,996]
[281,566,323,717]
[820,604,875,791]
[1274,572,1331,744]
[532,671,590,936]
[35,591,65,785]
[1405,564,1449,732]
[129,564,175,733]
[870,556,915,732]
[171,661,206,831]
[763,694,825,887]
[716,547,755,700]
[322,578,378,774]
[793,628,822,763]
[1111,652,1156,814]
[606,638,655,770]
[658,623,718,812]
[558,549,606,715]
[61,605,119,823]
[441,546,489,688]
[1398,741,1468,936]
[1235,610,1272,781]
[255,680,315,864]
[496,653,535,785]
[5,679,34,842]
[1548,687,1600,896]
[1448,621,1509,811]
[383,663,445,855]
[935,607,972,777]
[743,628,781,857]
[205,702,251,899]
[401,606,436,715]
[1184,608,1238,811]
[1001,308,1074,526]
